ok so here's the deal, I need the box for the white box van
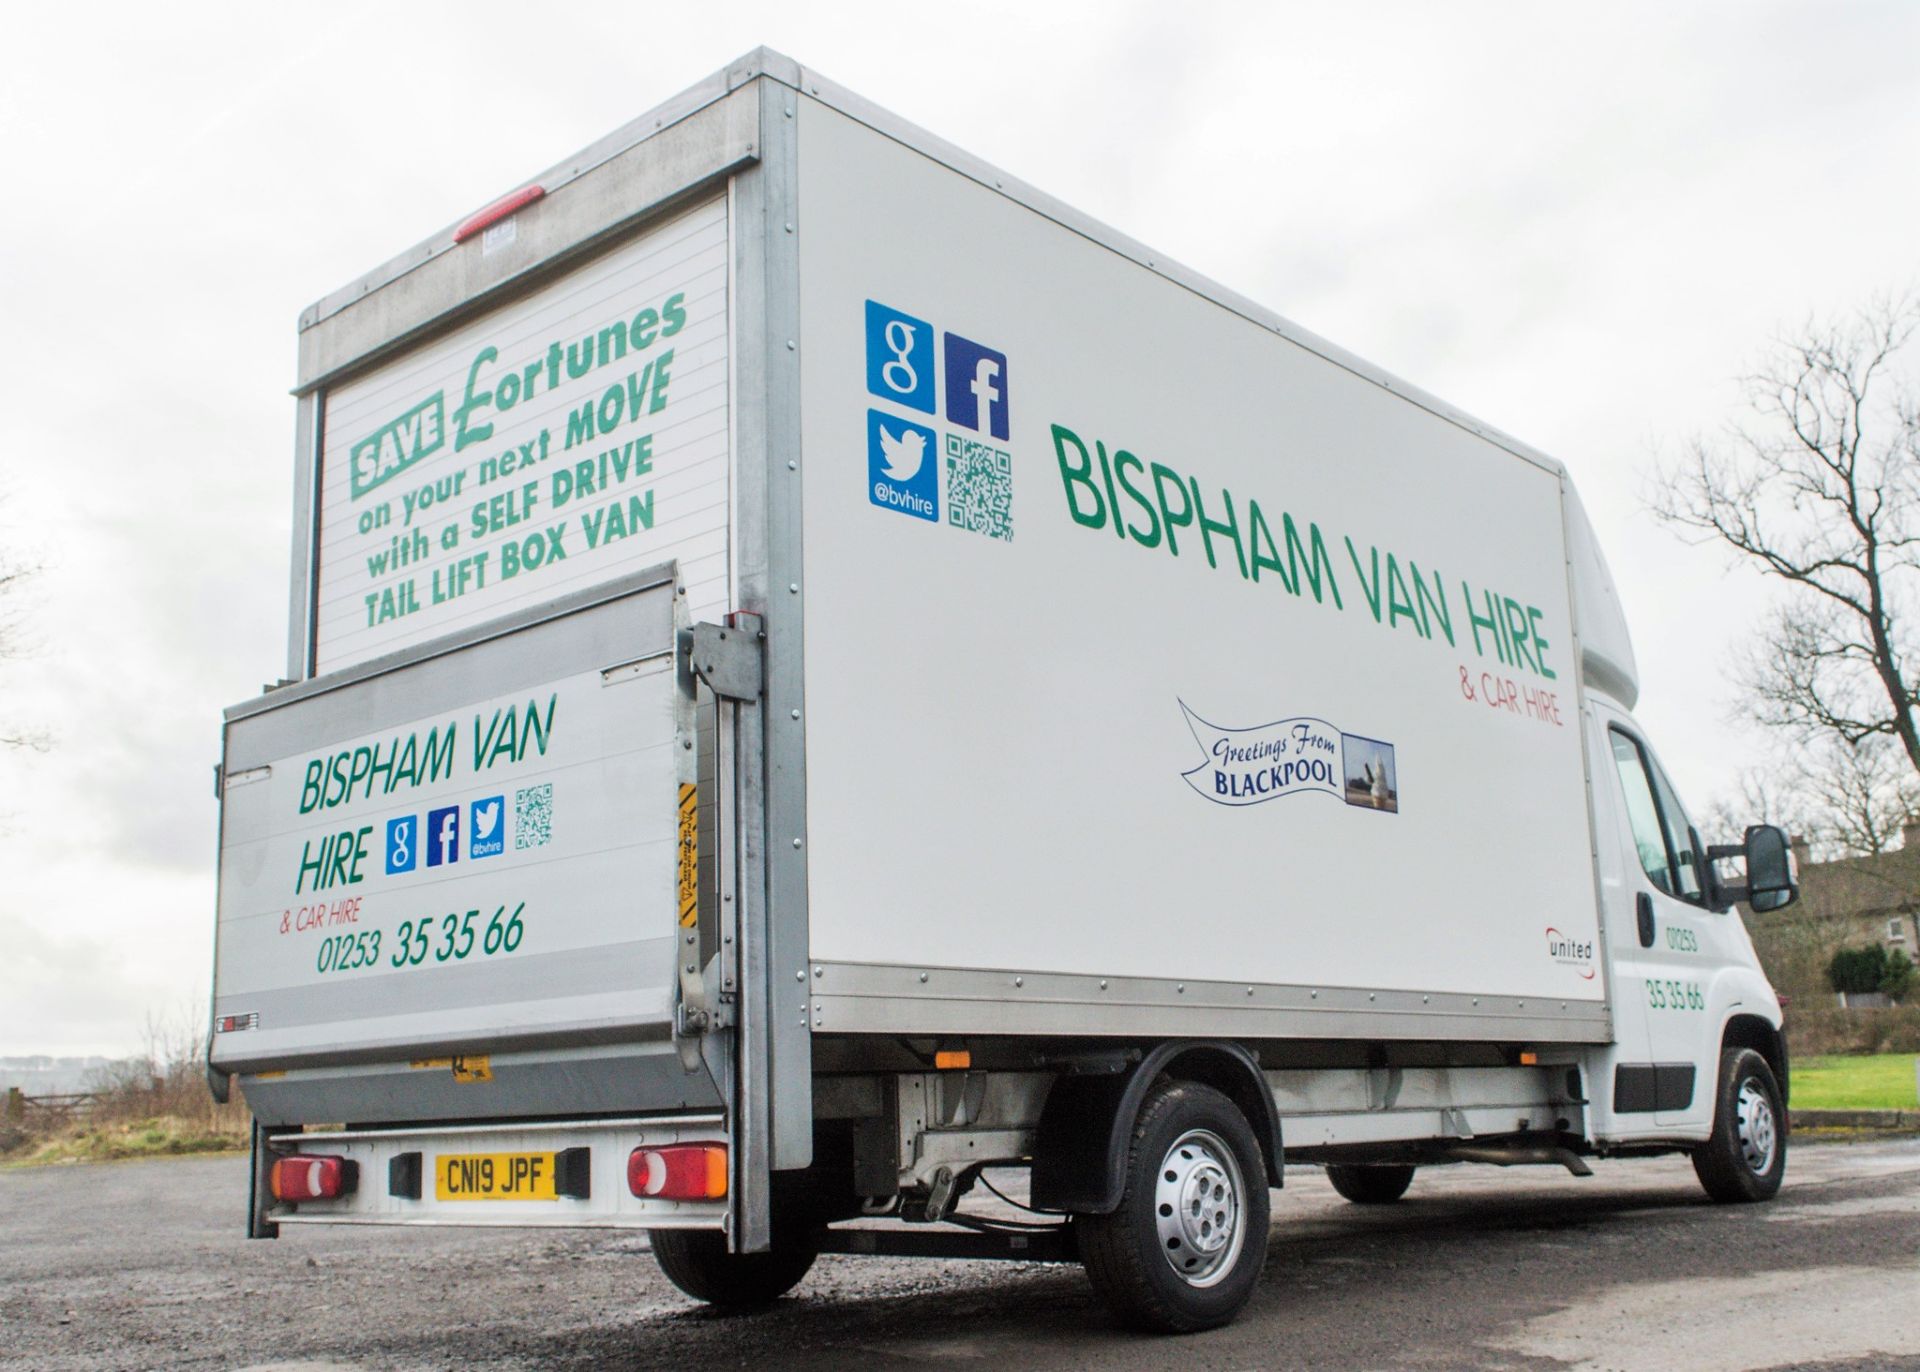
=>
[211,49,1797,1332]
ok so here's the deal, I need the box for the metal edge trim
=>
[1557,472,1617,1041]
[806,960,1612,1041]
[756,80,814,1170]
[224,559,680,724]
[290,1113,724,1145]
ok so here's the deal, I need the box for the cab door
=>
[1591,702,1717,1130]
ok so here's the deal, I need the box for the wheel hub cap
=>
[1154,1128,1245,1287]
[1735,1080,1777,1175]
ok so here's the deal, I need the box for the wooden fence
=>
[4,1087,105,1124]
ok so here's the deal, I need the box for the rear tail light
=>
[627,1144,727,1200]
[269,1154,358,1201]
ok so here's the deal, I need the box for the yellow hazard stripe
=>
[677,783,698,927]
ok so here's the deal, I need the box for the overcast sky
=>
[2,2,1915,1056]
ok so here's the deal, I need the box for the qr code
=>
[514,784,553,850]
[945,434,1013,541]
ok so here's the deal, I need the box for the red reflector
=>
[453,185,545,243]
[627,1144,727,1200]
[269,1154,357,1201]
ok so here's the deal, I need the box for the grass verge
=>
[1793,1052,1920,1110]
[0,1114,247,1168]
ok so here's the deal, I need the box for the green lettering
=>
[661,292,687,336]
[1052,425,1108,530]
[1463,583,1506,663]
[1529,606,1557,680]
[1150,463,1192,556]
[452,346,498,452]
[1283,515,1341,607]
[1246,501,1293,591]
[1413,563,1455,647]
[1189,479,1248,578]
[1345,538,1382,621]
[1503,597,1539,673]
[1115,452,1160,548]
[295,836,325,894]
[1386,555,1421,636]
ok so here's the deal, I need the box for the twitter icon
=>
[469,795,506,859]
[867,409,939,522]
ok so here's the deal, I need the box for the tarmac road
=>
[2,1138,1918,1372]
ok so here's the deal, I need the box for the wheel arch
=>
[1721,1012,1789,1108]
[1031,1041,1283,1214]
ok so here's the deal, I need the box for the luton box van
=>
[210,49,1798,1332]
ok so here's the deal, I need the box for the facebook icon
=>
[943,333,1009,441]
[426,805,461,868]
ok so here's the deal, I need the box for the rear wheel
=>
[1692,1046,1786,1203]
[648,1228,817,1307]
[1325,1163,1415,1204]
[1079,1079,1270,1333]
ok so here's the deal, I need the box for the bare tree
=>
[1803,735,1920,855]
[1651,293,1920,777]
[1711,736,1920,862]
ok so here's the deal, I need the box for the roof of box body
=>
[293,45,1640,708]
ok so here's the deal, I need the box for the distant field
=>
[1793,1053,1920,1110]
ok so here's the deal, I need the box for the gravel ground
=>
[2,1137,1918,1371]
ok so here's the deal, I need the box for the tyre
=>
[648,1228,817,1307]
[1691,1046,1786,1203]
[1324,1163,1415,1204]
[1079,1079,1271,1333]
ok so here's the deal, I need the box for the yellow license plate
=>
[435,1151,559,1201]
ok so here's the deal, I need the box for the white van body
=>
[210,49,1791,1331]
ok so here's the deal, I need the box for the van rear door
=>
[210,570,691,1081]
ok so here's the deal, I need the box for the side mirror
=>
[1707,824,1799,913]
[1745,825,1798,911]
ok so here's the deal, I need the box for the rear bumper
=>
[260,1114,727,1230]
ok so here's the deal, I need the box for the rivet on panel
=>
[1099,979,1108,990]
[919,972,929,983]
[795,969,805,982]
[813,967,824,979]
[789,583,800,594]
[1014,976,1024,988]
[791,709,801,719]
[792,838,803,849]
